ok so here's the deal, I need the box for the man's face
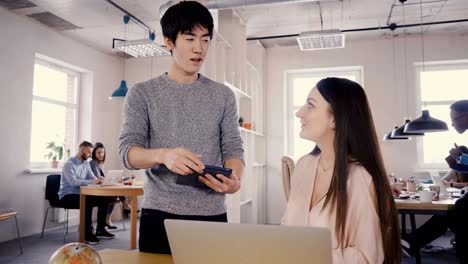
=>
[450,109,468,134]
[79,146,92,161]
[164,26,210,76]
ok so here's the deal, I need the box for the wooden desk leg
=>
[130,194,137,249]
[410,214,421,264]
[79,193,86,243]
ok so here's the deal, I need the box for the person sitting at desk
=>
[405,100,468,263]
[443,151,468,189]
[58,141,115,244]
[281,78,401,263]
[89,142,131,229]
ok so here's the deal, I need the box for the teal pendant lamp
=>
[110,15,130,99]
[404,110,448,133]
[111,80,128,98]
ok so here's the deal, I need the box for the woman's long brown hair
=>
[313,77,401,263]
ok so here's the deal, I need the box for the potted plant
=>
[45,141,64,168]
[238,116,244,127]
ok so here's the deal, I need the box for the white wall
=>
[265,33,468,224]
[0,8,123,242]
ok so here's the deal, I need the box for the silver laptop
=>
[101,170,124,185]
[164,220,332,264]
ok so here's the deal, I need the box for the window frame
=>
[30,58,81,168]
[284,67,363,159]
[415,60,468,169]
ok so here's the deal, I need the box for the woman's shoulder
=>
[88,159,99,167]
[292,154,319,180]
[296,153,319,166]
[347,163,373,187]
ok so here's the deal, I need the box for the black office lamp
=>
[391,119,425,138]
[403,0,448,133]
[384,126,410,141]
[404,110,448,133]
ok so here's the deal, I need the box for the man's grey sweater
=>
[119,73,244,216]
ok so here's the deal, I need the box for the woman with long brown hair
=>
[282,77,401,263]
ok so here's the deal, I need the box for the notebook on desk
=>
[164,220,332,264]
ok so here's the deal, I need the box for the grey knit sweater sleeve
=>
[118,74,244,215]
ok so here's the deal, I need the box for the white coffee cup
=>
[419,190,436,203]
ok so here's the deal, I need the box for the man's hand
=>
[162,147,204,175]
[199,171,240,194]
[449,147,462,160]
[92,177,103,185]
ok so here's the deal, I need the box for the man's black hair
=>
[160,1,214,45]
[450,100,468,113]
[79,141,93,148]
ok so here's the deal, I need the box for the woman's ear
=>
[330,119,336,130]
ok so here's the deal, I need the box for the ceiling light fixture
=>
[384,31,411,141]
[107,0,167,58]
[404,0,448,133]
[297,3,344,51]
[297,29,345,51]
[114,36,170,58]
[109,15,130,100]
[384,126,410,141]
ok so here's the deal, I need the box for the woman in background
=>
[282,78,401,263]
[90,142,131,229]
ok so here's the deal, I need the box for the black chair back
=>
[45,174,62,207]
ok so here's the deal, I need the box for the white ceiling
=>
[3,0,468,53]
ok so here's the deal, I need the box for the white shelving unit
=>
[202,9,266,224]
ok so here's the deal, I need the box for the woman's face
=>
[295,87,335,144]
[95,147,105,163]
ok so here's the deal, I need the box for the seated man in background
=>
[443,145,468,188]
[57,141,115,244]
[406,100,468,263]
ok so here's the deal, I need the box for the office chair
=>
[41,174,79,243]
[281,156,295,201]
[0,209,23,254]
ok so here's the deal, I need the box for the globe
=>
[48,242,102,264]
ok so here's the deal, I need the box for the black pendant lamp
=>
[391,119,425,138]
[404,110,448,133]
[403,1,448,133]
[384,126,410,141]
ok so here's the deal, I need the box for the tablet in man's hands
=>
[176,165,232,188]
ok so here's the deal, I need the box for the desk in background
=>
[395,197,457,264]
[80,185,144,249]
[99,249,172,264]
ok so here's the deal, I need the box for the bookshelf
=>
[202,9,266,224]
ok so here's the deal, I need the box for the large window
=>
[285,67,362,160]
[30,59,79,166]
[417,62,468,168]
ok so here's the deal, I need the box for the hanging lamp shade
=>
[110,15,130,100]
[109,80,128,99]
[391,119,425,138]
[384,126,410,141]
[403,110,448,133]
